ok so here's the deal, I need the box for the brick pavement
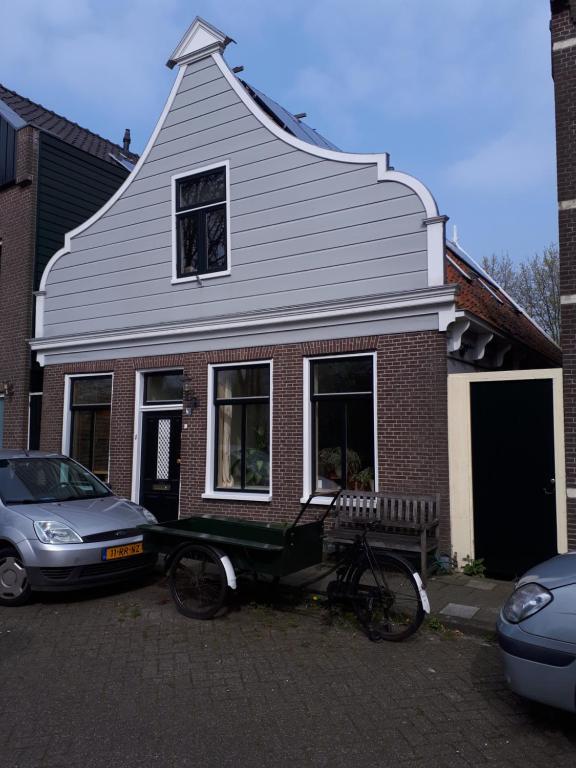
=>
[1,577,575,768]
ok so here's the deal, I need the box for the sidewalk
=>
[425,572,513,636]
[283,564,513,636]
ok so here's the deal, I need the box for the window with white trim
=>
[213,364,270,493]
[174,165,228,278]
[68,376,112,481]
[310,356,375,492]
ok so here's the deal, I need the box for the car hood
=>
[6,496,148,537]
[517,553,576,591]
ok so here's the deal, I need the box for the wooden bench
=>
[325,491,440,583]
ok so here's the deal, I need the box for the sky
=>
[0,0,557,265]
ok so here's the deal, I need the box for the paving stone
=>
[0,577,573,767]
[466,579,497,591]
[440,602,480,619]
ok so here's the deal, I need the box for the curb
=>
[428,611,498,640]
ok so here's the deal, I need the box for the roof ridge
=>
[0,82,138,161]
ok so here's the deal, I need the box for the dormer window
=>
[172,162,230,282]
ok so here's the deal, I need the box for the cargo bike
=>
[140,492,430,641]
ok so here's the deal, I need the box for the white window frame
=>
[203,359,273,502]
[62,373,114,479]
[131,368,184,503]
[171,160,231,284]
[302,351,379,504]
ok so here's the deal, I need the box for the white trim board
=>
[447,368,567,567]
[32,285,458,365]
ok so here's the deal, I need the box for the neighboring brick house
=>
[0,84,137,449]
[551,0,576,548]
[29,18,559,563]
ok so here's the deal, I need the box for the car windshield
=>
[0,457,112,505]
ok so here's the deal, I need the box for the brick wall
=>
[0,126,39,448]
[551,0,576,547]
[40,331,451,551]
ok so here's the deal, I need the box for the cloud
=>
[444,126,555,192]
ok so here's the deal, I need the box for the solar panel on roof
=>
[241,80,340,152]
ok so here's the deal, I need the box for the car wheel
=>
[0,547,32,606]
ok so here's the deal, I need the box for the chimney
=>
[123,128,131,154]
[551,0,576,545]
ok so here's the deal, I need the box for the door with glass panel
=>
[140,413,182,522]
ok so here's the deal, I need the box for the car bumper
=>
[497,616,576,713]
[17,536,158,591]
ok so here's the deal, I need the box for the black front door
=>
[470,379,557,579]
[140,412,182,523]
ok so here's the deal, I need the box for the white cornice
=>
[31,286,457,363]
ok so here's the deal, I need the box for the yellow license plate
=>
[102,542,144,561]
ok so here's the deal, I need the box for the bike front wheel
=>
[351,554,424,641]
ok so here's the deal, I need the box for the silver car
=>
[0,450,158,606]
[497,553,576,712]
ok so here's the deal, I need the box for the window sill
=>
[172,270,231,285]
[300,495,338,506]
[202,491,272,503]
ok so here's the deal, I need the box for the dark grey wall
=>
[0,116,16,187]
[35,133,128,288]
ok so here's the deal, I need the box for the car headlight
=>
[138,508,158,524]
[34,521,83,544]
[503,582,553,623]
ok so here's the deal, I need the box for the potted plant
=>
[351,466,374,491]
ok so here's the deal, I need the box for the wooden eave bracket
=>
[446,318,470,353]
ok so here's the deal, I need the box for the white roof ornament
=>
[167,17,234,68]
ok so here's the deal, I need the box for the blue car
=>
[497,553,576,712]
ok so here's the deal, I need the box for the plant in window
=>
[351,466,374,492]
[318,447,362,487]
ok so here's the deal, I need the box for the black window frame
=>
[69,375,112,481]
[310,355,375,493]
[143,370,184,406]
[175,165,228,279]
[213,363,271,494]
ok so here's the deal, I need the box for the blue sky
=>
[0,0,556,264]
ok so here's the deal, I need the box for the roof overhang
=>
[0,98,26,129]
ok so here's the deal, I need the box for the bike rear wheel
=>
[351,553,424,641]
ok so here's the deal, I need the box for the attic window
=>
[172,163,230,282]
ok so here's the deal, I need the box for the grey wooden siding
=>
[0,116,16,187]
[43,57,428,339]
[35,133,129,289]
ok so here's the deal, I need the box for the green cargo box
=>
[140,514,324,578]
